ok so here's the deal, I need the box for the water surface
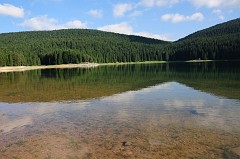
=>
[0,62,240,159]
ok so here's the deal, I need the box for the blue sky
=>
[0,0,239,41]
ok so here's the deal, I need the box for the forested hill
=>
[170,18,240,61]
[0,29,167,45]
[0,18,240,66]
[0,29,170,66]
[179,18,240,40]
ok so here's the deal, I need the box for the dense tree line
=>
[0,18,239,66]
[170,33,240,61]
[0,29,170,66]
[172,18,240,61]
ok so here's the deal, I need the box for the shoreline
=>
[0,60,236,73]
[0,63,99,73]
[99,61,167,66]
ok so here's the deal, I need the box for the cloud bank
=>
[20,15,87,30]
[113,3,133,17]
[161,12,204,23]
[98,22,170,41]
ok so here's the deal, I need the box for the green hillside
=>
[171,18,240,61]
[0,29,170,66]
[0,18,239,66]
[179,18,240,39]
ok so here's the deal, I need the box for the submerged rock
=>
[226,147,240,159]
[121,141,131,147]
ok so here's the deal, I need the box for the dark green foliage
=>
[0,29,169,66]
[179,18,240,40]
[172,18,240,61]
[0,18,239,66]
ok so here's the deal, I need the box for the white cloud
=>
[227,0,240,8]
[218,15,225,20]
[188,0,221,8]
[62,20,87,28]
[136,32,170,41]
[161,12,204,23]
[212,9,222,14]
[87,9,103,18]
[98,22,170,41]
[140,0,180,7]
[20,15,87,31]
[113,3,133,17]
[140,0,155,7]
[0,3,24,18]
[98,22,133,34]
[212,9,225,20]
[20,15,57,30]
[138,0,240,9]
[129,10,142,17]
[188,0,240,8]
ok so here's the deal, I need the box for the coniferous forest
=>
[0,18,239,66]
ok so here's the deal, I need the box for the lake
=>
[0,61,240,159]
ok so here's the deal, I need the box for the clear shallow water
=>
[0,62,240,158]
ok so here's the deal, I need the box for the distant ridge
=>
[179,18,240,40]
[171,18,240,61]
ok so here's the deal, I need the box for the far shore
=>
[99,61,167,66]
[0,61,167,73]
[0,63,99,73]
[0,60,235,73]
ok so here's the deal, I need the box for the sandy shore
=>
[0,60,229,73]
[0,61,167,73]
[0,63,99,73]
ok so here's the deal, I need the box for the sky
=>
[0,0,239,41]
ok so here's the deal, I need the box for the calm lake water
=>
[0,62,240,159]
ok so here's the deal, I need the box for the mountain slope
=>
[170,18,240,61]
[0,18,239,66]
[0,29,170,66]
[179,18,240,40]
